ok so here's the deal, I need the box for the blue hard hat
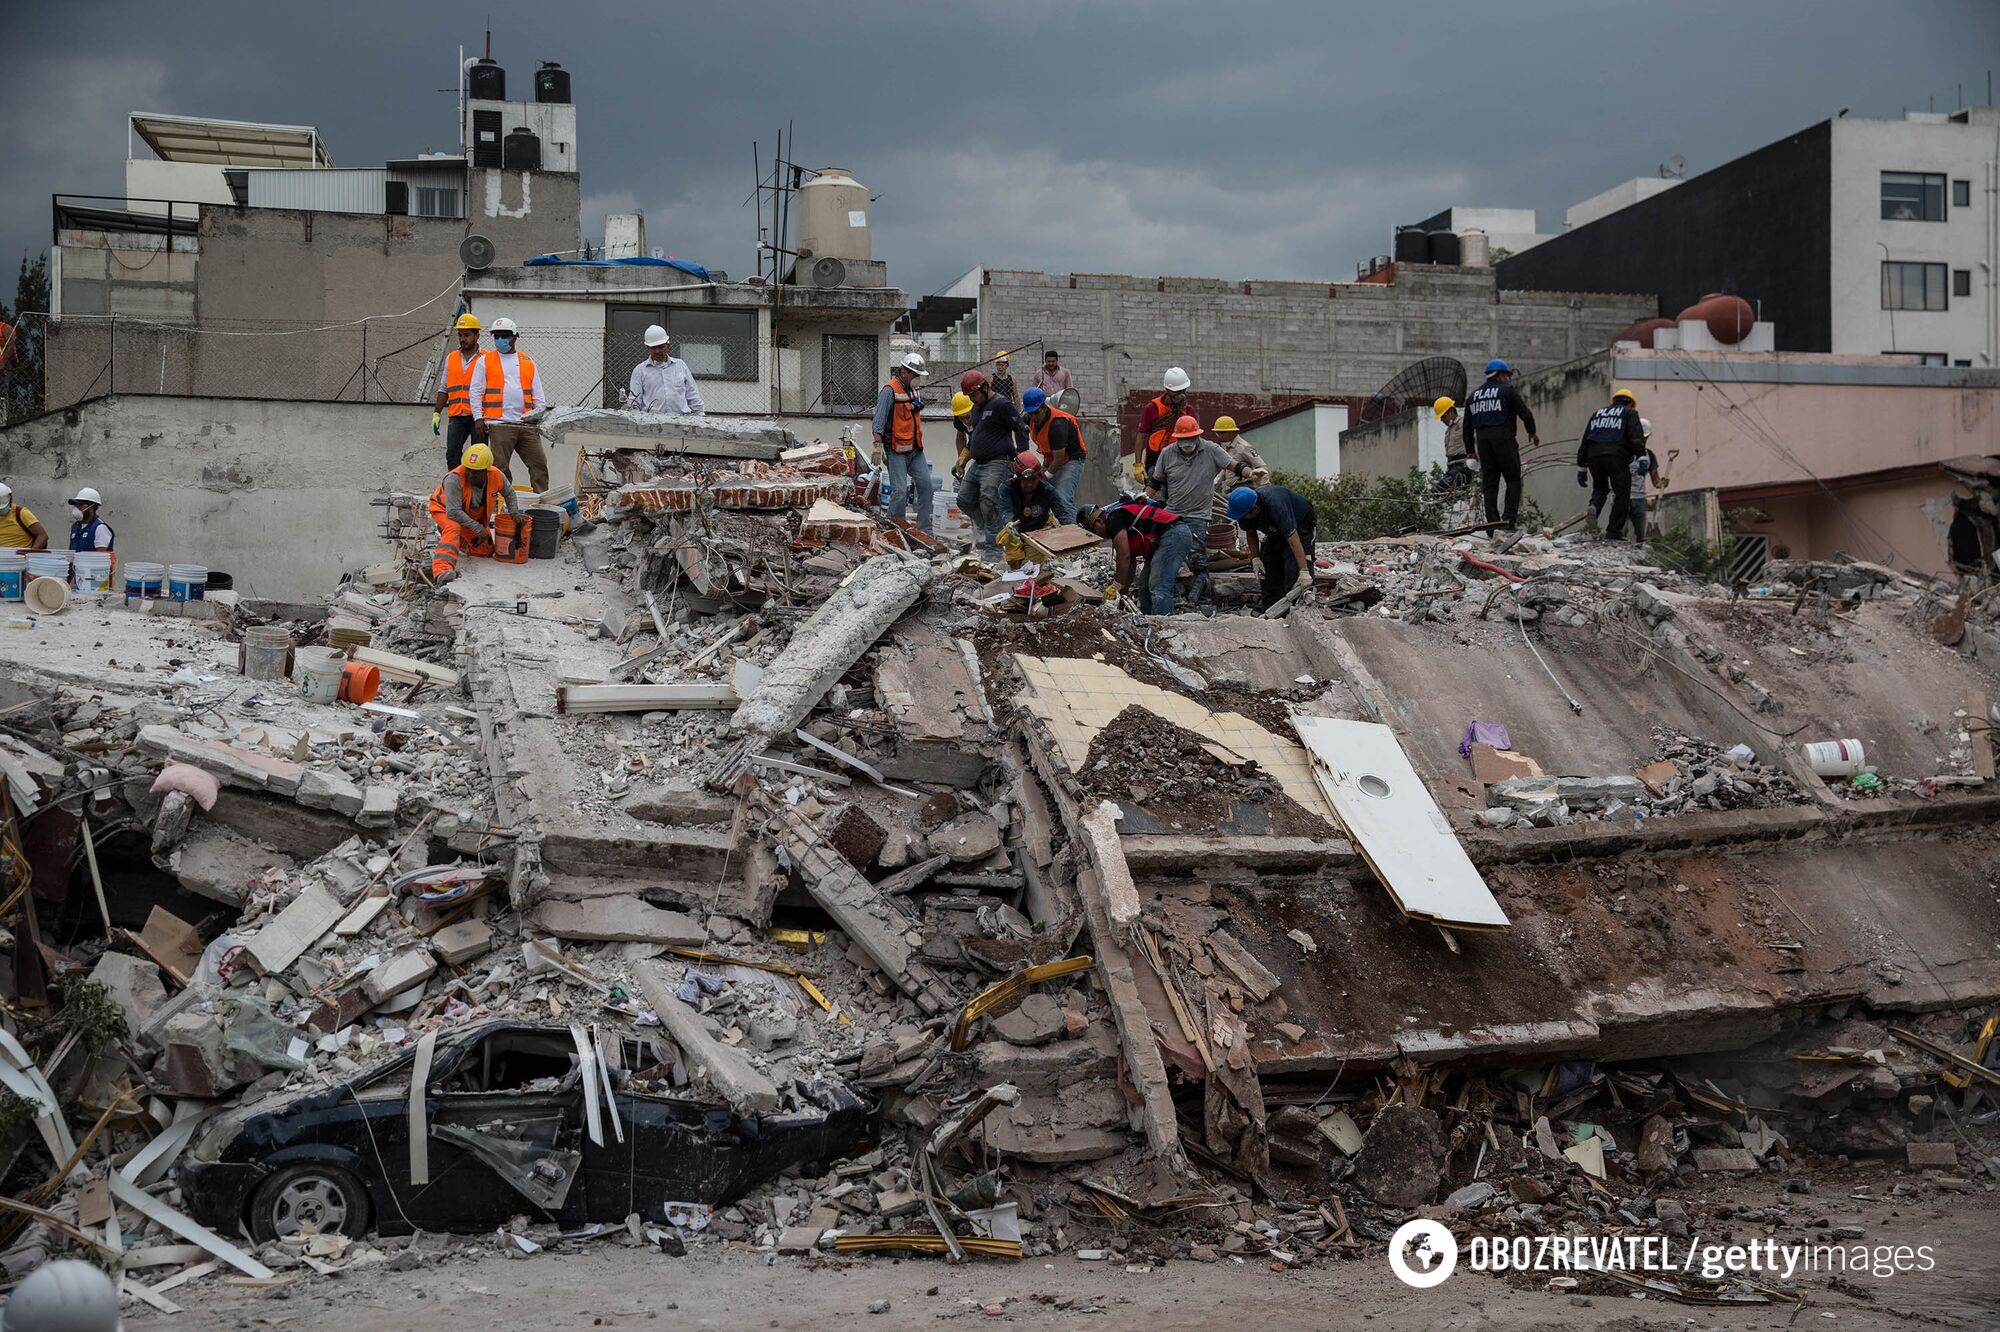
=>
[1021,386,1047,413]
[1226,486,1258,521]
[1485,357,1510,374]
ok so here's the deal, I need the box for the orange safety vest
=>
[428,467,498,527]
[442,348,478,417]
[883,378,923,454]
[1030,406,1085,460]
[477,350,538,419]
[1143,394,1181,456]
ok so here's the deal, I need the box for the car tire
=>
[248,1163,372,1243]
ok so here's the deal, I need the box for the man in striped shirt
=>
[1079,498,1193,615]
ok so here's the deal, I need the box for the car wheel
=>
[248,1164,371,1243]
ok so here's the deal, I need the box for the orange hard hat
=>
[1171,415,1202,439]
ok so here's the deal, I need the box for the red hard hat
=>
[1172,414,1202,439]
[1013,449,1045,477]
[959,370,987,393]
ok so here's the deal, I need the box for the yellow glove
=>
[1103,583,1121,602]
[431,410,441,436]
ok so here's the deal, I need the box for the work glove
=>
[1103,583,1121,602]
[432,410,441,436]
[1576,469,1589,487]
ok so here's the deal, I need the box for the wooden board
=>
[1024,523,1104,559]
[1291,717,1509,931]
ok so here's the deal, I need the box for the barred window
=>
[821,334,880,413]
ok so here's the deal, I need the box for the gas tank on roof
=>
[795,168,871,264]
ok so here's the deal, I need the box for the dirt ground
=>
[139,1169,2000,1332]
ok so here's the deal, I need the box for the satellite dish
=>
[1659,153,1687,180]
[809,256,849,288]
[1055,388,1081,413]
[459,234,496,271]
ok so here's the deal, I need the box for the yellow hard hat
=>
[461,443,494,471]
[1213,415,1239,434]
[1433,396,1456,418]
[951,392,974,417]
[1612,387,1637,404]
[454,313,481,331]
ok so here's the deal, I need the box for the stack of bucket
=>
[0,554,24,602]
[124,561,166,598]
[167,563,208,601]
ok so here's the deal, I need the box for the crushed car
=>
[177,1020,874,1240]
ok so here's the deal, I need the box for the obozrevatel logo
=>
[1388,1219,1458,1288]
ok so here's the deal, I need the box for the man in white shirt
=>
[468,317,550,492]
[626,325,704,415]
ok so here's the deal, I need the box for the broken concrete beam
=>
[1077,801,1140,934]
[356,786,400,829]
[296,768,367,818]
[756,797,959,1016]
[729,554,932,745]
[877,853,950,897]
[1554,775,1647,806]
[1206,929,1280,1003]
[136,726,304,797]
[352,646,459,690]
[556,683,739,714]
[529,898,704,945]
[430,918,495,965]
[244,883,346,976]
[927,811,1002,864]
[634,963,782,1114]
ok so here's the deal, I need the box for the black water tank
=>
[534,61,571,103]
[467,58,505,101]
[1393,229,1428,264]
[1427,231,1462,266]
[502,127,542,170]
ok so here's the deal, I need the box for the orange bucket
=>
[338,661,381,704]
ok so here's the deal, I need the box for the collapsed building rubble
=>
[1,416,1998,1318]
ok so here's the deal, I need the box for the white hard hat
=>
[1163,366,1191,393]
[490,317,519,335]
[643,324,669,347]
[2,1259,121,1332]
[0,483,13,504]
[899,351,927,376]
[70,487,103,506]
[1640,417,1653,439]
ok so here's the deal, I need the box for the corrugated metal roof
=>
[131,112,330,167]
[245,169,386,213]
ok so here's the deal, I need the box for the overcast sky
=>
[7,1,1997,303]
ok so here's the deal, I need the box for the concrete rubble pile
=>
[0,459,1997,1319]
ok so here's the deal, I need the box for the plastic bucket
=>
[1801,738,1867,778]
[0,554,24,602]
[72,552,113,592]
[242,625,293,680]
[527,506,563,559]
[295,647,347,704]
[23,576,67,614]
[537,483,581,521]
[337,661,381,704]
[26,552,70,585]
[167,563,208,601]
[124,560,166,597]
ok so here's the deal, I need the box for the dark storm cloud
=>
[5,0,1996,305]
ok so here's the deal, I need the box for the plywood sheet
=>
[1013,655,1331,825]
[1292,717,1509,931]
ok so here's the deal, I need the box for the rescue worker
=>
[0,483,48,550]
[627,324,705,414]
[989,352,1019,404]
[1146,415,1231,612]
[1577,387,1647,540]
[870,352,933,534]
[432,313,482,469]
[469,317,550,492]
[1136,367,1192,480]
[1022,386,1086,516]
[1005,450,1065,535]
[67,487,113,552]
[955,370,1030,559]
[1078,497,1193,616]
[1435,396,1473,490]
[1626,417,1662,544]
[427,442,518,586]
[1463,358,1538,529]
[950,391,975,480]
[1211,415,1269,487]
[1226,483,1316,612]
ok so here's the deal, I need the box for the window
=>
[1881,261,1947,310]
[414,186,461,219]
[1914,353,1948,366]
[605,304,759,406]
[1957,359,1973,367]
[1954,269,1972,298]
[1881,171,1945,221]
[1953,179,1971,208]
[820,334,880,413]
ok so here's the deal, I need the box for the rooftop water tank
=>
[1460,229,1490,268]
[794,168,871,263]
[467,58,505,101]
[534,61,571,104]
[1676,293,1755,344]
[502,127,542,171]
[1393,229,1428,264]
[1427,231,1462,266]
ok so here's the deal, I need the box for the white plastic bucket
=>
[72,551,113,592]
[167,563,208,601]
[1802,738,1867,778]
[23,576,68,615]
[296,647,347,704]
[0,554,24,602]
[243,625,292,680]
[26,552,70,584]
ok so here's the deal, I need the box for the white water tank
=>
[1460,229,1491,268]
[795,168,871,262]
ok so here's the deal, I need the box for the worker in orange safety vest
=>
[468,317,550,492]
[427,442,519,585]
[433,313,483,468]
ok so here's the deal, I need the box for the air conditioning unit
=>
[384,181,409,216]
[809,256,848,288]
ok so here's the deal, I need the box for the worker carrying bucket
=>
[426,442,527,585]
